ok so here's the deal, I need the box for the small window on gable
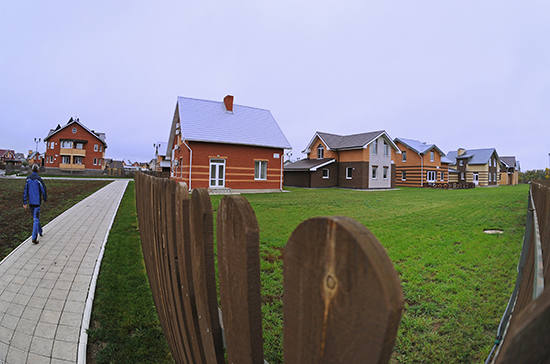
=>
[402,151,407,162]
[346,167,353,179]
[322,168,329,179]
[317,144,324,159]
[430,151,435,162]
[72,127,77,134]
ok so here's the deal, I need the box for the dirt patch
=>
[0,179,111,260]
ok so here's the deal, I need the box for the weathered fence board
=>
[217,195,264,364]
[283,217,403,364]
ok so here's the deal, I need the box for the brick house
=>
[44,118,107,172]
[167,95,291,192]
[446,148,500,186]
[393,138,451,187]
[27,151,44,167]
[284,130,400,189]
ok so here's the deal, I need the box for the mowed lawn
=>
[209,185,529,363]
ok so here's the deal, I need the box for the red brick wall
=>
[44,124,106,170]
[171,140,284,190]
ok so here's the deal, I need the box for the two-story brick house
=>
[284,130,400,189]
[167,95,291,192]
[393,138,451,187]
[44,118,107,172]
[446,148,500,186]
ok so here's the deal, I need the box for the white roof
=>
[169,97,291,150]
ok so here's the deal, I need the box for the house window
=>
[50,156,53,163]
[440,172,444,181]
[317,144,324,159]
[76,143,84,149]
[430,151,435,162]
[346,167,353,179]
[322,169,329,179]
[459,160,464,166]
[427,171,436,182]
[50,142,54,149]
[254,160,267,180]
[93,158,97,165]
[74,156,83,165]
[402,151,407,162]
[384,141,389,156]
[62,156,71,164]
[72,127,77,134]
[61,140,73,148]
[371,165,378,179]
[383,166,389,179]
[94,144,98,152]
[460,172,465,180]
[401,171,406,181]
[371,140,378,154]
[100,145,103,152]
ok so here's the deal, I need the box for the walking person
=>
[23,164,47,244]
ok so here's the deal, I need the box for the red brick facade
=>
[171,139,284,190]
[44,122,106,170]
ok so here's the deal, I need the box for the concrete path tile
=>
[0,180,128,363]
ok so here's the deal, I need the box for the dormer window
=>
[317,144,324,159]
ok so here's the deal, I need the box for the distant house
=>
[0,149,19,168]
[153,142,170,172]
[393,138,451,187]
[167,95,291,191]
[44,118,107,171]
[27,151,44,166]
[284,130,400,189]
[499,156,519,185]
[446,148,500,186]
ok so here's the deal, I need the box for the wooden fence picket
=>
[283,216,403,364]
[217,195,264,364]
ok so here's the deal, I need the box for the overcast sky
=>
[1,1,548,169]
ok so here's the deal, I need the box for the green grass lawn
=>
[87,182,173,363]
[90,183,528,363]
[210,185,529,363]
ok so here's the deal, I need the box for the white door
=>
[473,172,479,185]
[209,159,225,188]
[427,171,436,184]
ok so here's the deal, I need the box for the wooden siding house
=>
[499,156,519,185]
[393,138,451,187]
[167,95,291,192]
[446,148,500,186]
[284,130,400,189]
[44,118,107,172]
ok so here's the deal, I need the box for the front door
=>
[473,172,479,185]
[426,171,436,184]
[209,159,225,188]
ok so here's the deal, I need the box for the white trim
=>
[210,159,227,187]
[45,119,106,147]
[254,160,268,181]
[322,168,330,179]
[309,159,336,171]
[302,132,332,153]
[182,140,193,191]
[78,180,129,364]
[346,167,353,180]
[362,132,401,153]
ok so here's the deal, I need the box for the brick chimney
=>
[224,95,234,112]
[457,148,466,156]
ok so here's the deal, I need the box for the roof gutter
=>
[181,140,192,191]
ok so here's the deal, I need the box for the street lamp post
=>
[34,137,41,154]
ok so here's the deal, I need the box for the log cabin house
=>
[167,95,291,192]
[284,130,400,189]
[393,138,451,187]
[446,148,500,186]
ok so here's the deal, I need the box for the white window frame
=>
[93,158,97,165]
[401,171,406,181]
[210,159,227,187]
[254,160,267,181]
[384,141,389,156]
[346,167,353,179]
[99,145,103,152]
[62,155,71,164]
[402,151,407,162]
[427,170,436,183]
[50,142,54,149]
[317,144,324,159]
[76,143,84,150]
[383,166,389,179]
[459,160,464,166]
[371,140,378,154]
[371,165,378,179]
[72,127,77,134]
[440,172,444,181]
[430,151,435,162]
[322,168,329,179]
[94,144,98,152]
[61,140,73,148]
[74,156,83,165]
[49,156,53,163]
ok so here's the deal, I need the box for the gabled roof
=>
[303,130,400,153]
[166,96,291,154]
[500,156,517,168]
[45,118,107,146]
[394,137,445,156]
[446,148,498,165]
[284,158,336,171]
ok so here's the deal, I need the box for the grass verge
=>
[86,182,173,364]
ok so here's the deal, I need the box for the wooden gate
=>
[135,172,404,363]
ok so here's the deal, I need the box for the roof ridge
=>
[177,96,271,112]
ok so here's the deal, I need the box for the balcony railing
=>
[60,148,86,156]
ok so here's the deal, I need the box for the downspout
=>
[280,152,283,191]
[182,140,192,191]
[420,153,424,187]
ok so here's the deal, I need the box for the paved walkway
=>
[0,180,128,364]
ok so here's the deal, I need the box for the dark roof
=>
[317,131,382,150]
[446,148,498,165]
[45,118,107,146]
[284,158,335,171]
[500,156,517,168]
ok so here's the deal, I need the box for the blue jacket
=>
[23,172,47,206]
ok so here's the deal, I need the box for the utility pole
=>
[33,137,41,154]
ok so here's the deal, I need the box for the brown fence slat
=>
[217,195,264,364]
[189,189,225,363]
[283,216,403,364]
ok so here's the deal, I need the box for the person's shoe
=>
[32,239,39,244]
[39,232,43,237]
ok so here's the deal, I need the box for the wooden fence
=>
[488,180,550,363]
[135,172,404,363]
